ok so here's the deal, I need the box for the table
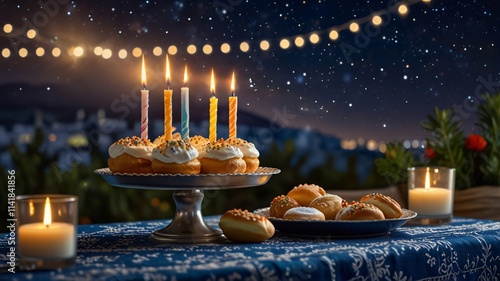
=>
[1,216,500,280]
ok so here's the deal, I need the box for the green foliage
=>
[477,93,500,185]
[421,107,469,188]
[375,141,417,186]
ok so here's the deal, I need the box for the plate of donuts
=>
[253,207,417,238]
[256,184,417,238]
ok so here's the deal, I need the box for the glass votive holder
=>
[407,167,455,225]
[16,194,78,270]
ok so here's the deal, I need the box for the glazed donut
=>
[219,209,275,243]
[286,184,326,206]
[225,138,260,173]
[151,140,201,174]
[309,194,345,220]
[243,156,260,173]
[199,157,246,174]
[359,193,403,219]
[283,207,326,221]
[108,153,153,174]
[335,202,385,221]
[269,195,300,218]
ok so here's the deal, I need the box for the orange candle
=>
[164,54,173,141]
[209,69,218,142]
[228,71,237,139]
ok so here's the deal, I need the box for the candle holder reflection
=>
[16,194,78,270]
[407,167,455,225]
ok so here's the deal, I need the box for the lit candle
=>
[164,54,173,141]
[140,55,149,140]
[209,69,218,142]
[228,71,237,139]
[408,167,453,215]
[181,65,190,140]
[18,198,76,259]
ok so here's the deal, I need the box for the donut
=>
[219,209,275,243]
[359,193,403,219]
[153,132,181,146]
[151,140,200,174]
[225,138,260,173]
[283,207,326,221]
[309,194,345,220]
[286,184,326,206]
[269,195,300,218]
[198,139,246,174]
[335,202,385,221]
[108,136,154,174]
[189,135,210,153]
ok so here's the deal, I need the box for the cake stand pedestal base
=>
[149,190,225,244]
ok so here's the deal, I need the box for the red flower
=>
[465,134,487,152]
[425,147,436,159]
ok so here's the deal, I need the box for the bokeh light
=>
[329,30,339,40]
[239,42,250,52]
[168,45,178,55]
[349,22,360,32]
[398,4,408,15]
[36,47,45,57]
[2,48,11,58]
[309,33,320,44]
[73,46,84,57]
[19,48,28,58]
[187,45,197,54]
[294,36,305,47]
[220,43,230,53]
[280,39,290,49]
[153,46,162,56]
[259,40,270,51]
[26,29,36,39]
[372,15,382,26]
[132,47,142,57]
[202,44,213,54]
[3,24,13,33]
[118,49,127,59]
[102,49,112,59]
[52,47,61,57]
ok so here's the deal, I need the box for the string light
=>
[36,47,45,57]
[168,45,178,55]
[202,44,213,54]
[132,47,142,57]
[280,39,291,49]
[220,43,231,53]
[153,46,162,56]
[118,49,127,59]
[1,0,429,59]
[240,42,250,52]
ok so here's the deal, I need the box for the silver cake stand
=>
[94,167,280,244]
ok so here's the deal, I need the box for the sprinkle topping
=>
[114,136,153,147]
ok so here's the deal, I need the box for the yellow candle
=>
[18,198,76,259]
[164,54,173,141]
[209,69,218,142]
[408,168,453,215]
[228,71,237,139]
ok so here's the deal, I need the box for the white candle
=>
[18,222,76,259]
[18,197,76,259]
[409,188,452,215]
[408,168,453,216]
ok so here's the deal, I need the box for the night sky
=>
[0,0,498,142]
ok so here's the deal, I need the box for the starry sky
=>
[0,0,498,142]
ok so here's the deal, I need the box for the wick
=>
[231,91,235,97]
[167,80,171,90]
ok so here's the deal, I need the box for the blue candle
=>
[181,65,190,140]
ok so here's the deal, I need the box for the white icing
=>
[233,142,260,158]
[153,144,199,164]
[108,144,154,160]
[199,145,243,161]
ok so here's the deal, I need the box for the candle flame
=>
[184,65,188,86]
[166,55,171,89]
[141,55,147,89]
[210,68,215,96]
[425,167,430,190]
[43,197,51,227]
[231,71,235,96]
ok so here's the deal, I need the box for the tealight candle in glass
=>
[16,194,78,270]
[407,167,455,225]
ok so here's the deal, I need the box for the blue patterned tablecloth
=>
[1,216,500,280]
